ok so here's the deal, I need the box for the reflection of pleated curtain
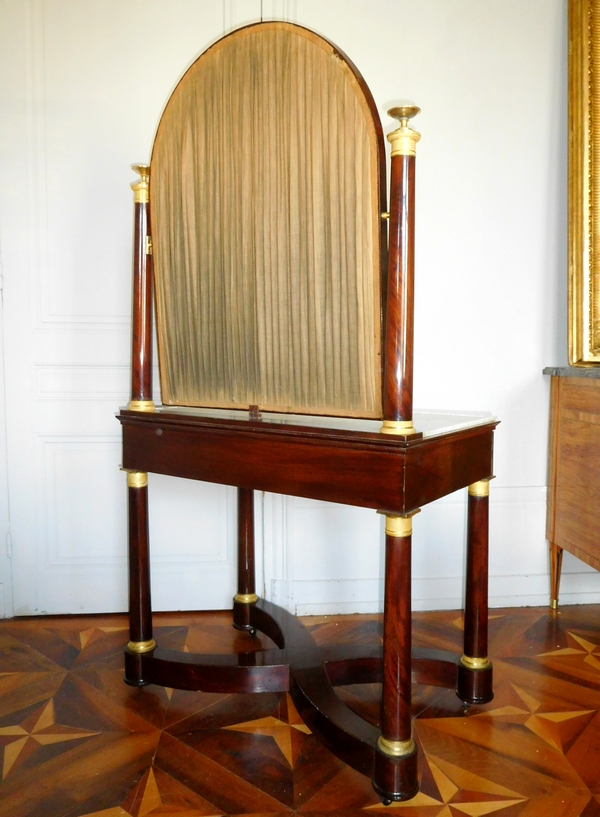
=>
[151,24,382,417]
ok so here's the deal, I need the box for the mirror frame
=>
[570,0,600,363]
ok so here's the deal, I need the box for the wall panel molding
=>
[39,434,125,566]
[26,0,134,328]
[148,475,235,565]
[265,485,600,615]
[35,365,129,401]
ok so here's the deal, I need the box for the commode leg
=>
[549,542,563,610]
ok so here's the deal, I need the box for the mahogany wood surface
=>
[263,602,381,778]
[456,658,493,706]
[373,746,418,804]
[546,375,600,604]
[374,530,417,802]
[127,603,469,702]
[237,488,255,598]
[402,426,495,510]
[383,154,416,424]
[233,488,256,631]
[324,647,460,690]
[120,409,495,801]
[127,485,152,646]
[463,493,489,660]
[457,490,494,704]
[380,533,412,744]
[137,645,290,694]
[119,411,496,514]
[130,201,153,404]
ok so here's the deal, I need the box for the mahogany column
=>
[124,165,156,685]
[381,106,420,437]
[374,106,421,802]
[373,513,418,803]
[124,470,155,686]
[233,487,259,632]
[129,164,155,413]
[458,479,493,704]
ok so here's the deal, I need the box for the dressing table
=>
[118,22,497,802]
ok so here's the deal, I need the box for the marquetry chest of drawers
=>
[545,367,600,605]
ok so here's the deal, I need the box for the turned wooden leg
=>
[550,542,563,610]
[373,513,419,803]
[458,479,493,705]
[124,471,155,686]
[233,487,259,632]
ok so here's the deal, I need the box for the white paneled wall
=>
[265,485,599,616]
[1,0,598,617]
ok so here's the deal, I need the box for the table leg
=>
[233,487,259,632]
[373,513,418,803]
[458,479,493,704]
[124,471,155,685]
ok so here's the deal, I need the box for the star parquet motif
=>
[0,606,599,816]
[222,707,312,767]
[0,698,98,778]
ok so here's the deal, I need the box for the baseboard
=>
[271,569,600,616]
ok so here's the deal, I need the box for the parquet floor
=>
[1,605,600,817]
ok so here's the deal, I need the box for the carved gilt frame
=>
[570,0,600,363]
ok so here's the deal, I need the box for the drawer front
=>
[552,377,600,568]
[560,377,600,415]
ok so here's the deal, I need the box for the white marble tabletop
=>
[150,404,495,438]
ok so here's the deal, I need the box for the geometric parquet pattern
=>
[1,604,600,816]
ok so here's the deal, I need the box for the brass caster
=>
[382,799,393,807]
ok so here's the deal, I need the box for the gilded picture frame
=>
[570,0,600,364]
